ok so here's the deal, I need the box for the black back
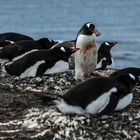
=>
[36,38,58,49]
[0,32,33,46]
[63,77,114,109]
[0,40,38,60]
[0,38,58,61]
[62,74,138,109]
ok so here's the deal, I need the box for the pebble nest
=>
[0,69,140,140]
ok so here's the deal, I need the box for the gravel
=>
[0,69,140,140]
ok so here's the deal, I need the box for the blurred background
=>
[0,0,140,68]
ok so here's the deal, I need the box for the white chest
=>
[74,34,97,79]
[96,57,114,69]
[45,60,69,74]
[76,34,96,48]
[85,87,117,114]
[115,93,133,110]
[20,60,45,78]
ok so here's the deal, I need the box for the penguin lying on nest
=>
[96,41,118,70]
[0,38,58,61]
[74,22,101,80]
[41,73,140,116]
[1,44,79,78]
[0,32,34,47]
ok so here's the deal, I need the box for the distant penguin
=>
[2,46,79,78]
[96,41,118,70]
[41,73,140,115]
[0,38,58,61]
[74,22,101,80]
[0,32,34,47]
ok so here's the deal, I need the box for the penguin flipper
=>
[36,63,48,76]
[102,60,107,70]
[97,93,119,116]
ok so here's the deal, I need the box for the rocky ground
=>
[0,69,140,140]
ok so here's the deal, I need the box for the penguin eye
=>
[128,73,136,81]
[105,42,110,46]
[90,24,95,28]
[86,23,95,29]
[60,47,66,52]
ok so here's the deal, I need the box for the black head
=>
[52,46,79,61]
[77,22,101,36]
[110,67,140,85]
[36,38,58,49]
[115,73,140,90]
[99,41,118,51]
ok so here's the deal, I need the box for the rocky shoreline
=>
[0,69,140,140]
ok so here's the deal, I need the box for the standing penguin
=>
[41,73,140,116]
[0,32,34,47]
[0,38,58,61]
[74,22,101,80]
[2,46,79,78]
[96,41,118,70]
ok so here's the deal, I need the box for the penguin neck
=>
[76,34,96,48]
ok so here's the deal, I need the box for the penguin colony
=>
[0,22,140,116]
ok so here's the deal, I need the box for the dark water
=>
[0,0,140,68]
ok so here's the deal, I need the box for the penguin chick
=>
[0,38,58,61]
[0,32,34,47]
[2,46,79,78]
[74,22,101,80]
[42,73,140,116]
[96,41,118,70]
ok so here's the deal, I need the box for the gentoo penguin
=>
[74,22,101,80]
[0,32,33,47]
[2,46,79,78]
[110,67,140,85]
[96,41,118,70]
[41,73,140,116]
[0,38,58,61]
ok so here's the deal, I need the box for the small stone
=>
[24,86,32,91]
[43,85,49,92]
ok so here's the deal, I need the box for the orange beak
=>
[92,29,101,36]
[71,48,79,52]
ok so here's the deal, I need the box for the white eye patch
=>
[60,47,66,52]
[105,42,110,46]
[86,23,91,28]
[128,73,135,80]
[5,40,14,44]
[48,38,52,42]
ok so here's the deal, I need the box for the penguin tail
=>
[34,92,61,106]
